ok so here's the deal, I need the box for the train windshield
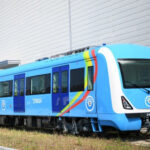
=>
[118,59,150,88]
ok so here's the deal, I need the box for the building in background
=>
[0,0,150,64]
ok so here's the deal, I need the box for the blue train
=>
[0,44,150,134]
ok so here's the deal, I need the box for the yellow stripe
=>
[83,52,88,88]
[57,51,92,116]
[83,51,92,66]
[56,91,82,116]
[83,51,92,88]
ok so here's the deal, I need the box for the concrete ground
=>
[0,146,16,150]
[130,139,150,146]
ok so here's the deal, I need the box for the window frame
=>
[0,80,13,97]
[61,70,68,93]
[26,73,51,95]
[87,66,94,91]
[14,79,18,96]
[52,72,59,94]
[70,68,84,92]
[20,78,25,96]
[118,59,150,88]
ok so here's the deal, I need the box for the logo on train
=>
[85,96,95,112]
[145,96,150,107]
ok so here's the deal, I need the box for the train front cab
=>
[97,44,150,133]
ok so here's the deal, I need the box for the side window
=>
[0,80,12,97]
[61,71,68,93]
[20,79,24,96]
[87,66,94,91]
[70,68,84,92]
[45,74,51,93]
[31,75,45,94]
[9,81,13,96]
[3,82,9,96]
[14,80,18,96]
[0,83,3,97]
[26,74,50,95]
[26,77,31,95]
[53,72,59,93]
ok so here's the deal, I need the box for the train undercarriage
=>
[126,113,150,134]
[0,116,94,134]
[1,114,150,134]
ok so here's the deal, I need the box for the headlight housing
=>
[121,96,133,110]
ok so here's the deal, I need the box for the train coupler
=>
[140,118,150,134]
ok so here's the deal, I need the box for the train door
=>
[52,65,69,112]
[14,74,25,112]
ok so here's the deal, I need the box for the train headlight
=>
[121,96,133,110]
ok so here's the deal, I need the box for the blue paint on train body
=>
[0,44,150,132]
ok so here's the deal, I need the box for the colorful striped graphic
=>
[57,49,98,116]
[83,51,93,88]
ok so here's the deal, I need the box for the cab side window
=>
[70,68,84,92]
[87,66,94,91]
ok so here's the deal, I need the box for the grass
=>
[0,127,149,150]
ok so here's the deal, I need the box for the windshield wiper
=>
[125,81,150,94]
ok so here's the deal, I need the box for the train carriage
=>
[0,44,150,134]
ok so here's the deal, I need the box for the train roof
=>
[0,46,100,77]
[106,44,150,59]
[0,44,150,77]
